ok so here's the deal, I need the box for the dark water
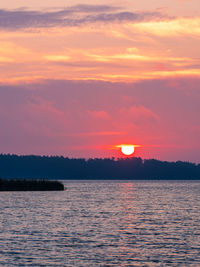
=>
[0,180,200,266]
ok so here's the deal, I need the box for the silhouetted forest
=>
[0,154,199,180]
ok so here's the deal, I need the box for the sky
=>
[0,1,200,162]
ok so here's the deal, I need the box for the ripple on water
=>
[0,181,200,266]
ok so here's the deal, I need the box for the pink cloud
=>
[0,78,199,161]
[119,105,159,125]
[24,97,68,136]
[88,110,111,120]
[71,131,126,137]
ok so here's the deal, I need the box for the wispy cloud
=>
[66,4,120,13]
[134,17,200,37]
[0,5,170,30]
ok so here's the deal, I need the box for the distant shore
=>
[0,179,64,191]
[0,154,200,180]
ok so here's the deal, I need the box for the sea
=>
[0,180,200,266]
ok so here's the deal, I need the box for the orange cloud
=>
[0,6,200,83]
[132,17,200,37]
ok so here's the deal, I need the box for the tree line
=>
[0,154,199,180]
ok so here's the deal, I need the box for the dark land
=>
[0,154,200,180]
[0,179,64,191]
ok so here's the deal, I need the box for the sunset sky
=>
[0,0,200,162]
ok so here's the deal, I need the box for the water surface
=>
[0,180,200,266]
